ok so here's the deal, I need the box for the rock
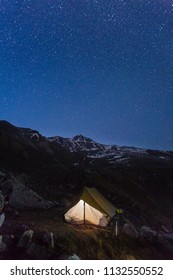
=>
[0,242,6,253]
[17,230,34,248]
[140,226,157,242]
[9,177,52,209]
[126,254,136,260]
[42,232,54,248]
[67,254,80,260]
[0,213,5,228]
[122,223,138,239]
[0,235,7,253]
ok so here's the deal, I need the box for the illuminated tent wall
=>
[64,187,116,227]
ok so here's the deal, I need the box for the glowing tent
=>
[64,187,116,227]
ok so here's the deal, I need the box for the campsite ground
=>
[1,207,172,260]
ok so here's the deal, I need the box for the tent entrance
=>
[64,187,116,227]
[65,199,108,227]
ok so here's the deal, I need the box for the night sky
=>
[0,0,173,150]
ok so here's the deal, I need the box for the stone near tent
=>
[0,213,5,229]
[17,230,34,248]
[122,223,138,239]
[126,254,136,260]
[140,226,157,242]
[67,254,80,260]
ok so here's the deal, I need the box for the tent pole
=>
[84,201,86,225]
[115,220,118,237]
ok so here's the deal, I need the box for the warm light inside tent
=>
[65,199,108,226]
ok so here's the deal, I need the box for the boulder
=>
[17,230,34,248]
[67,254,80,260]
[0,235,7,253]
[8,177,52,209]
[122,223,138,239]
[126,254,136,260]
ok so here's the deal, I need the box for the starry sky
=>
[0,0,173,150]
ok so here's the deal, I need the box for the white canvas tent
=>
[64,187,116,227]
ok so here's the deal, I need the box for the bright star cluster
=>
[0,0,173,150]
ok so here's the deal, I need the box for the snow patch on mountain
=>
[30,132,40,139]
[47,134,173,167]
[48,134,105,153]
